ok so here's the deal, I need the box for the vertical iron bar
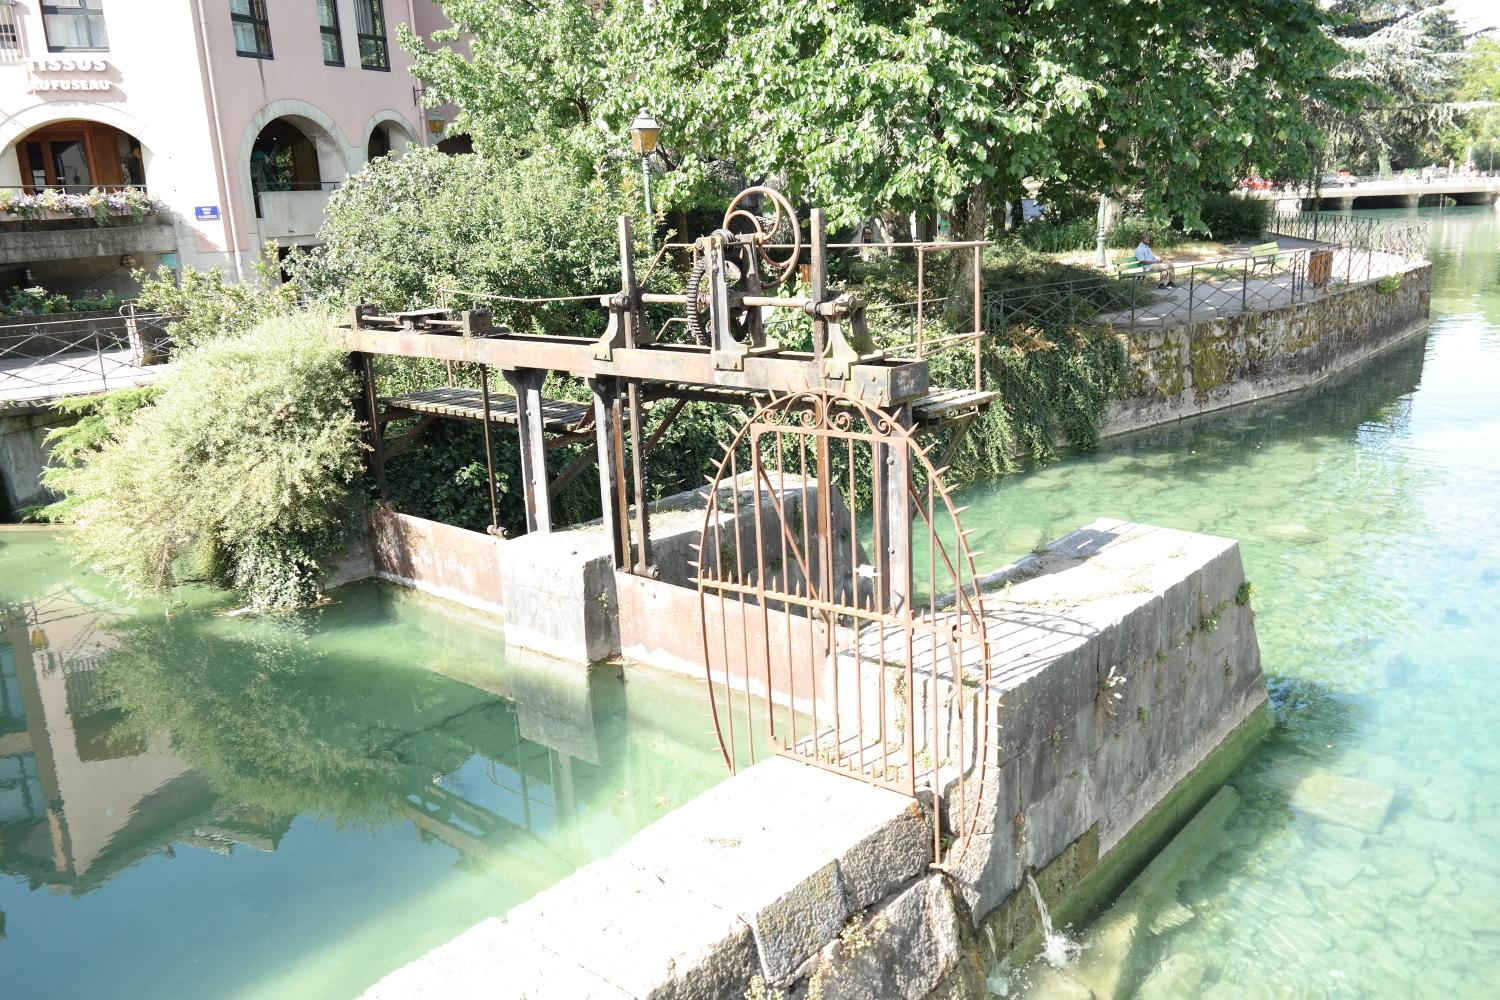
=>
[627,380,651,574]
[730,447,754,764]
[916,246,926,355]
[478,364,500,533]
[751,434,775,746]
[362,353,388,502]
[1242,257,1249,313]
[817,427,839,763]
[971,246,983,391]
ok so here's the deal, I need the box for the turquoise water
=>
[0,538,728,999]
[987,207,1500,998]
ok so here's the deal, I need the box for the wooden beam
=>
[380,413,438,462]
[335,326,930,407]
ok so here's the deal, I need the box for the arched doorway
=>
[249,118,322,215]
[13,121,145,192]
[366,124,391,162]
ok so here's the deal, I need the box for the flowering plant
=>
[0,186,165,224]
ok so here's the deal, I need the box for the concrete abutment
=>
[362,519,1269,999]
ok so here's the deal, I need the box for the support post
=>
[810,207,828,360]
[478,363,500,532]
[590,377,628,569]
[357,352,388,502]
[876,406,913,617]
[505,368,553,535]
[626,380,652,575]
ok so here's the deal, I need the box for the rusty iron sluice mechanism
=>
[339,188,1000,864]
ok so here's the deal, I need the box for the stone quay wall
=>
[1105,263,1430,437]
[363,519,1270,1000]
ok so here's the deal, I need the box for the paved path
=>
[0,348,168,408]
[1101,239,1408,329]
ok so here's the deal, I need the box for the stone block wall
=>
[362,520,1270,1000]
[1106,263,1430,436]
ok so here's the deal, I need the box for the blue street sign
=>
[195,205,220,220]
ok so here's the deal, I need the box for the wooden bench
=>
[1248,241,1295,275]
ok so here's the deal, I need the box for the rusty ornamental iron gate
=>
[696,390,996,865]
[339,186,1001,863]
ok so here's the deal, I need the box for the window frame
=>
[1,2,23,61]
[317,0,343,67]
[229,0,272,60]
[355,0,389,72]
[41,1,110,53]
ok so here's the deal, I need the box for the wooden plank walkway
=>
[382,386,593,433]
[910,388,998,422]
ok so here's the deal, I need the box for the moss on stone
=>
[1187,330,1233,393]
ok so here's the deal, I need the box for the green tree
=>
[1450,37,1500,169]
[1315,0,1464,174]
[290,147,636,336]
[408,1,1350,236]
[133,243,299,348]
[44,310,366,610]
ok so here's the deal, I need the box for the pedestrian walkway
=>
[0,347,167,407]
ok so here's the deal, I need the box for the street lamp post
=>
[630,108,660,246]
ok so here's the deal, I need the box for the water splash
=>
[1025,872,1082,969]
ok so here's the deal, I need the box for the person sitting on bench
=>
[1135,234,1176,289]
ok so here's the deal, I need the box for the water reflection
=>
[0,544,725,999]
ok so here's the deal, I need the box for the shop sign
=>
[26,57,114,93]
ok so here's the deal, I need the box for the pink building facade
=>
[0,0,456,296]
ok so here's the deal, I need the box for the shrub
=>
[290,147,639,338]
[1013,218,1099,254]
[1,285,121,316]
[133,244,298,348]
[44,310,365,610]
[1198,193,1271,241]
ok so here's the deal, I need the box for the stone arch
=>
[361,109,420,160]
[0,102,159,190]
[236,99,355,244]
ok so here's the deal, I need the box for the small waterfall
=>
[1025,872,1081,969]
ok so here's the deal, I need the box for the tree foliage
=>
[290,147,638,336]
[1315,0,1464,173]
[133,244,299,348]
[1447,37,1500,167]
[408,1,1350,232]
[45,311,366,609]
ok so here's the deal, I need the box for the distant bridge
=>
[1244,174,1500,211]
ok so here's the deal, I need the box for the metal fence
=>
[1268,211,1430,262]
[981,213,1429,334]
[0,306,175,406]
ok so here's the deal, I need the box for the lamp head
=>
[630,107,660,155]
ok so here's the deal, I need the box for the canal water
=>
[3,206,1495,1000]
[982,206,1500,998]
[0,540,729,999]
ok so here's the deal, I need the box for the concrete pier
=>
[363,519,1269,1000]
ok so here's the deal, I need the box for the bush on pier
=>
[45,310,365,610]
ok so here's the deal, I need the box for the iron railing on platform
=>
[982,213,1429,334]
[1268,211,1429,262]
[0,306,175,405]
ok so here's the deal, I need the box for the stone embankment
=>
[1105,261,1430,436]
[364,519,1269,999]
